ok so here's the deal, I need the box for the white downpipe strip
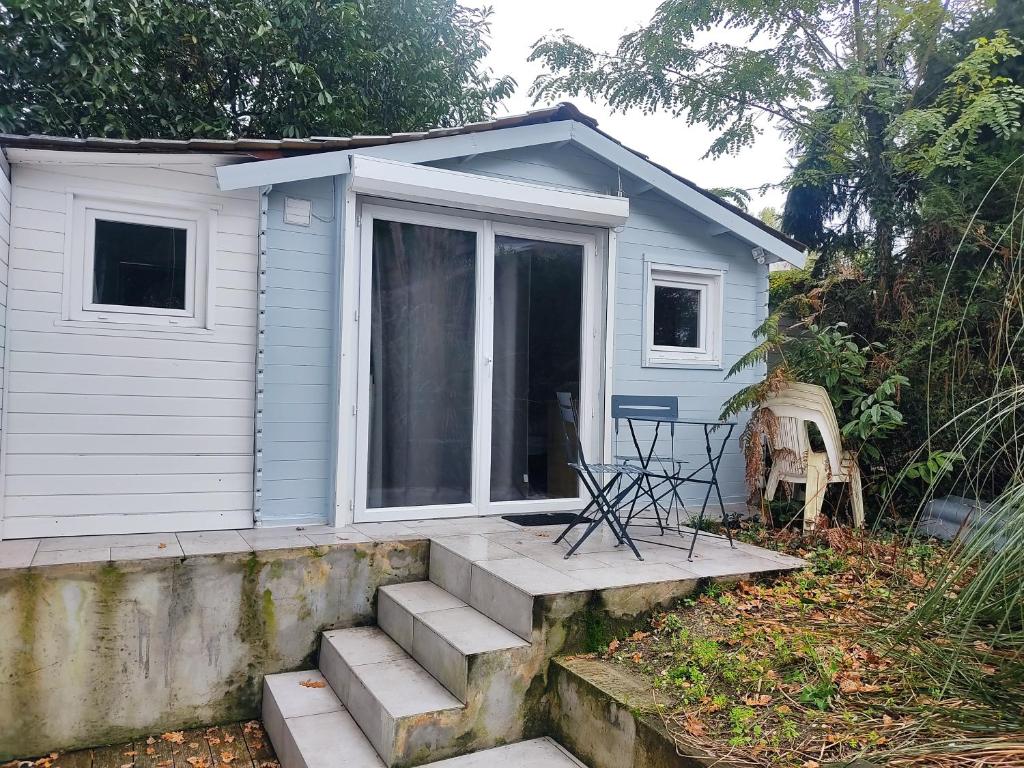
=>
[348,155,630,228]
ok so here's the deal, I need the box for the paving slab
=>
[32,546,110,566]
[177,529,252,556]
[36,532,174,552]
[0,538,39,568]
[422,738,587,767]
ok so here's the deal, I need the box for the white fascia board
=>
[349,155,629,228]
[4,148,245,167]
[216,121,574,191]
[567,124,807,268]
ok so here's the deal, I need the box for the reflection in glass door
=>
[366,219,478,509]
[355,206,598,521]
[490,236,584,502]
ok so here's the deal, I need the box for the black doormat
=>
[501,512,582,527]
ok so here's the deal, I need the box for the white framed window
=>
[65,194,216,328]
[642,262,724,368]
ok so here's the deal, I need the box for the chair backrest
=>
[555,391,586,466]
[758,382,844,472]
[610,394,678,427]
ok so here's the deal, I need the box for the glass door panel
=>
[366,219,477,509]
[490,235,584,502]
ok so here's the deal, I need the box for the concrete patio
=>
[1,515,803,766]
[0,515,802,578]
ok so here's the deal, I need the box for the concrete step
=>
[378,581,529,701]
[429,536,586,640]
[263,671,586,768]
[263,669,384,768]
[421,738,588,767]
[319,626,464,766]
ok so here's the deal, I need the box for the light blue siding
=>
[433,144,766,506]
[260,178,339,525]
[257,139,771,525]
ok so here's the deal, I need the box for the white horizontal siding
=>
[0,157,259,538]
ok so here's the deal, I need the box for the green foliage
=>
[708,185,752,211]
[0,0,515,138]
[530,0,1024,287]
[893,31,1024,174]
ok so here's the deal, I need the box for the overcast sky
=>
[474,0,792,214]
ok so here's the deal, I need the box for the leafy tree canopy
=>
[0,0,515,138]
[529,0,1024,284]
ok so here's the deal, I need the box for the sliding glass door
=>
[354,206,600,521]
[490,235,583,504]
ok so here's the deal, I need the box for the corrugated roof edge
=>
[0,102,804,253]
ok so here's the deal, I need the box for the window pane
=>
[653,285,700,348]
[367,219,477,509]
[491,236,583,502]
[93,219,187,309]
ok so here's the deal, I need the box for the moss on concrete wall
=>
[0,540,428,760]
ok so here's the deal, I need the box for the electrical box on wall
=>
[284,196,312,226]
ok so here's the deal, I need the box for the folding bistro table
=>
[610,395,738,560]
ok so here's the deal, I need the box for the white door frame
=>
[347,200,604,523]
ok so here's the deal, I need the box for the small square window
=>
[653,284,701,348]
[67,195,213,329]
[643,263,723,368]
[93,219,188,310]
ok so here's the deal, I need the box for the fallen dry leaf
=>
[220,753,235,764]
[186,758,208,768]
[744,694,772,706]
[146,737,156,746]
[223,735,235,744]
[299,679,327,689]
[607,639,620,654]
[684,715,705,737]
[161,733,185,745]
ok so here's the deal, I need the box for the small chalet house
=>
[0,104,804,540]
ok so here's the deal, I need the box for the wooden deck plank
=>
[90,745,132,768]
[55,748,94,768]
[170,729,213,768]
[203,726,246,768]
[239,722,275,768]
[134,735,174,768]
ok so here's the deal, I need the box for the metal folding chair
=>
[611,394,687,534]
[611,394,738,560]
[551,392,645,560]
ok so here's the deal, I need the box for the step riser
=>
[318,629,465,767]
[429,543,535,640]
[378,589,469,701]
[262,670,385,768]
[262,682,297,768]
[319,637,394,761]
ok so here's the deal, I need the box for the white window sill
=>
[54,318,214,336]
[642,357,723,370]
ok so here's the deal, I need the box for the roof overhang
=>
[213,120,802,268]
[350,155,629,228]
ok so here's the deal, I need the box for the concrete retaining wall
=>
[0,540,428,759]
[547,657,719,768]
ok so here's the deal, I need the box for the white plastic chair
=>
[757,382,865,532]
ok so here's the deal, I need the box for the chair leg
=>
[803,454,828,533]
[849,463,865,528]
[764,464,782,500]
